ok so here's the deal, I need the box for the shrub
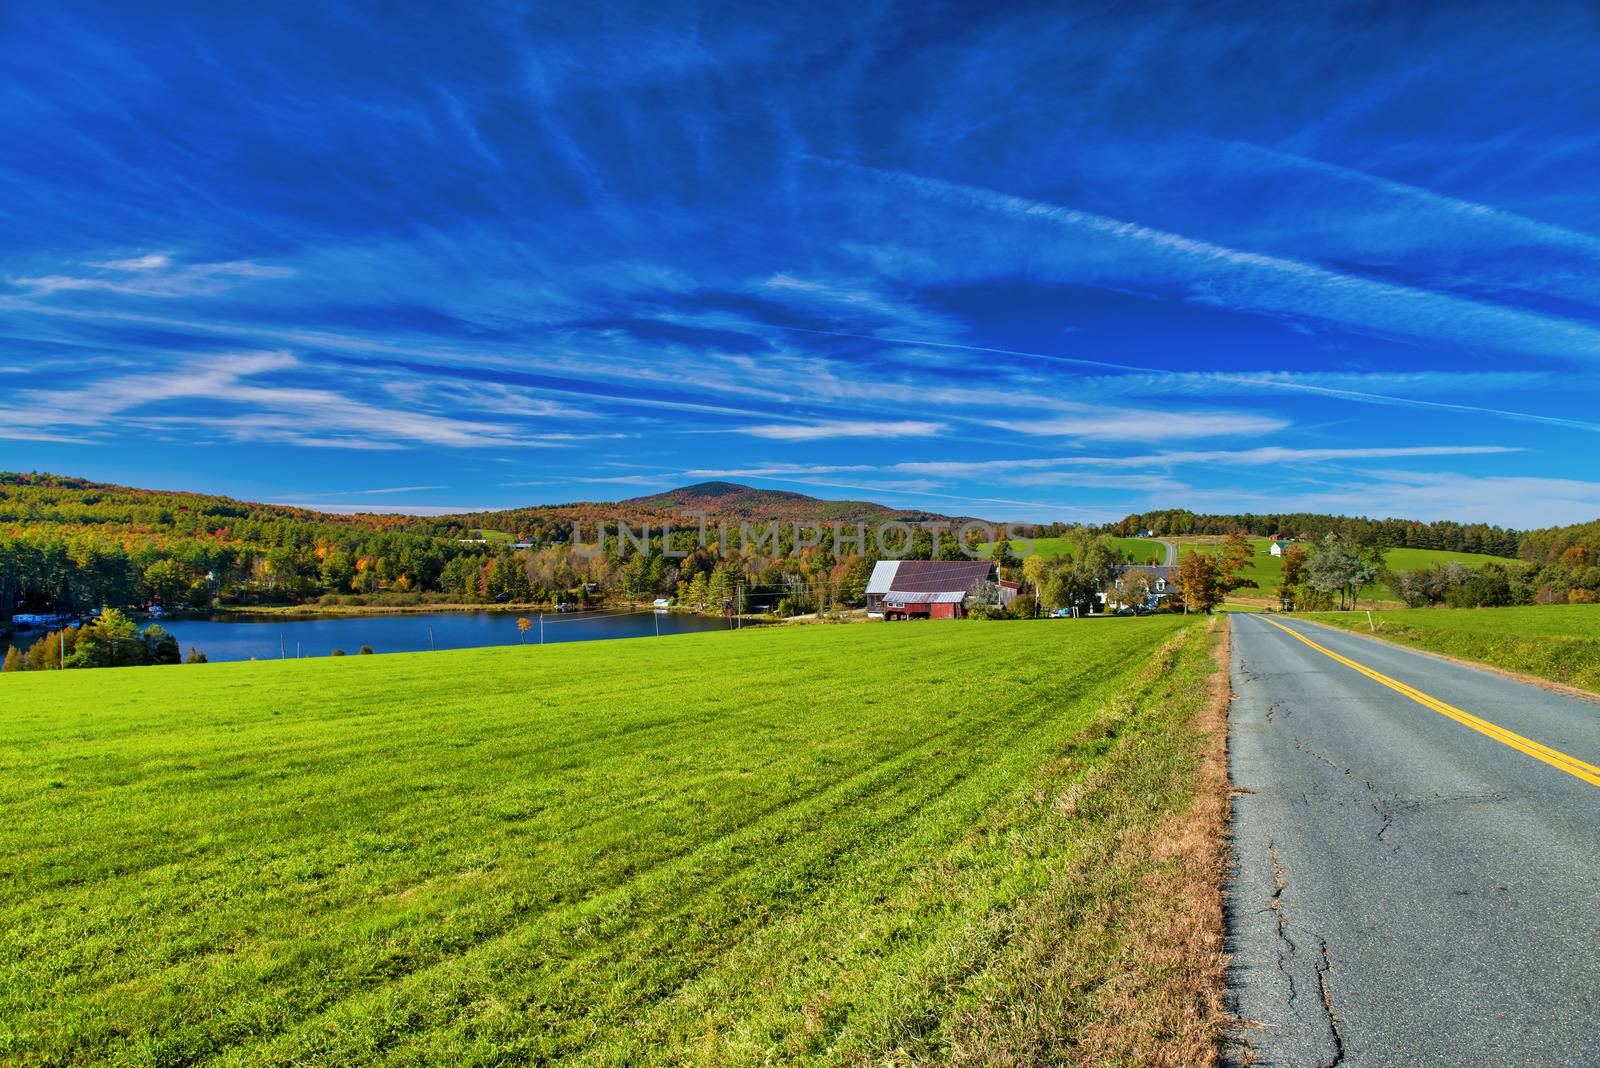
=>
[358,645,374,655]
[1445,568,1514,608]
[331,648,347,657]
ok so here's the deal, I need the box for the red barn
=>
[865,559,1012,620]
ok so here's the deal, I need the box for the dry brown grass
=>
[918,620,1234,1067]
[1068,619,1231,1067]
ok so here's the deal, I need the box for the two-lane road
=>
[1227,613,1600,1067]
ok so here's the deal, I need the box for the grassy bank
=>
[1305,605,1600,694]
[1,618,1227,1065]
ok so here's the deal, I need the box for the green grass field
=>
[1305,605,1600,693]
[1009,536,1514,593]
[1004,536,1166,564]
[1176,539,1518,602]
[1,619,1223,1065]
[1174,538,1279,594]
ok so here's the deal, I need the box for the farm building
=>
[865,559,1015,620]
[1112,565,1178,610]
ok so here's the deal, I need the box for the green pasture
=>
[1177,539,1518,600]
[1,617,1218,1065]
[1002,536,1166,565]
[1305,604,1600,693]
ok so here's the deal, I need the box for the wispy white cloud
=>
[990,410,1288,441]
[0,350,535,450]
[759,273,959,335]
[1204,138,1600,301]
[733,419,946,440]
[682,463,876,477]
[1205,374,1600,433]
[87,252,172,271]
[1003,471,1190,492]
[817,157,1600,363]
[351,485,448,495]
[1183,471,1600,527]
[10,254,292,298]
[893,444,1518,477]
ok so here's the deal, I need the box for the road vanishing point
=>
[1227,612,1600,1067]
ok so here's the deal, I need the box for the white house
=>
[1112,565,1177,610]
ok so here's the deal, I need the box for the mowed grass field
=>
[1,619,1226,1065]
[1176,539,1518,602]
[1305,604,1600,693]
[1003,537,1166,564]
[1012,536,1513,597]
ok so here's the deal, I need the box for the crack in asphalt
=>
[1290,735,1403,842]
[1316,938,1347,1068]
[1267,839,1347,1065]
[1267,841,1299,1006]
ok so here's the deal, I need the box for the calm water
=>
[8,609,737,663]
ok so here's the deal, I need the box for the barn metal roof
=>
[865,559,901,595]
[868,559,998,595]
[884,590,967,605]
[887,559,996,593]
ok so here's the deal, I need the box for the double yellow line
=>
[1258,616,1600,789]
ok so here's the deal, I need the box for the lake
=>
[7,609,740,663]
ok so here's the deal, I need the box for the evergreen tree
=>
[142,624,181,665]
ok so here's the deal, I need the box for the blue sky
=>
[3,2,1600,526]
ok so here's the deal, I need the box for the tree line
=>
[1099,510,1521,558]
[6,473,1598,623]
[1,608,207,672]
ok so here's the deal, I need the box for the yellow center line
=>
[1257,616,1600,789]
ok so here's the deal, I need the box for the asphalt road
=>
[1227,613,1600,1067]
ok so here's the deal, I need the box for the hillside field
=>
[1176,539,1518,601]
[0,619,1226,1065]
[1008,537,1514,604]
[1004,536,1166,564]
[1304,604,1600,693]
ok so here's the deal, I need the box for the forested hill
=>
[0,472,967,617]
[5,472,1598,619]
[621,481,972,523]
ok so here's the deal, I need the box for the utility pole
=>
[539,613,544,645]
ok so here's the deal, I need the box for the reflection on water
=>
[7,609,738,663]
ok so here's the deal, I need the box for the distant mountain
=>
[620,481,977,524]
